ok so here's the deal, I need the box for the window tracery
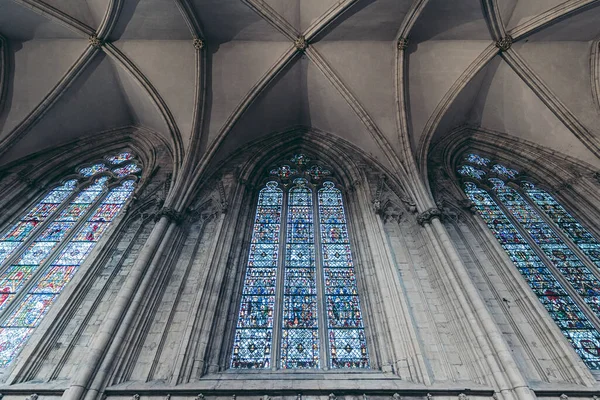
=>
[231,155,369,370]
[458,154,600,370]
[0,152,142,367]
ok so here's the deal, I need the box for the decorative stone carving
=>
[458,198,476,213]
[156,207,184,224]
[89,35,103,48]
[495,35,513,51]
[328,394,337,400]
[193,38,205,50]
[492,393,498,400]
[28,394,39,400]
[363,394,368,400]
[458,393,467,400]
[426,394,433,400]
[165,395,171,400]
[132,395,140,400]
[559,395,568,400]
[218,180,229,213]
[296,394,302,400]
[397,37,409,50]
[262,395,270,400]
[416,207,442,226]
[392,394,401,400]
[195,394,205,400]
[294,36,308,52]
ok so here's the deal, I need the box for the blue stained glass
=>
[281,178,319,369]
[492,164,519,179]
[0,181,77,266]
[464,182,600,369]
[0,176,138,367]
[231,181,282,369]
[458,165,486,180]
[523,183,600,270]
[465,154,490,166]
[493,184,600,318]
[79,163,108,177]
[318,181,369,368]
[0,328,33,367]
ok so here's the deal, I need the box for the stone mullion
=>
[352,179,428,382]
[62,215,177,400]
[313,184,328,370]
[458,209,594,384]
[427,217,533,400]
[272,187,287,370]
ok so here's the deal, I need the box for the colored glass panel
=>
[318,181,369,368]
[492,164,518,179]
[231,182,282,369]
[0,178,137,367]
[79,163,108,177]
[270,165,297,180]
[112,163,141,177]
[523,183,600,270]
[464,182,600,369]
[107,152,134,164]
[0,180,77,265]
[290,154,310,167]
[493,184,600,319]
[458,165,485,180]
[465,154,490,166]
[307,165,331,180]
[281,178,319,369]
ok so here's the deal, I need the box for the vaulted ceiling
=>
[1,0,600,178]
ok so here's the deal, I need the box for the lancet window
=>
[0,152,142,367]
[230,155,369,370]
[457,154,600,370]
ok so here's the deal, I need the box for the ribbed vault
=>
[1,0,600,205]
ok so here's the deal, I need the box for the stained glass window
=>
[0,153,141,367]
[281,178,319,369]
[231,182,282,369]
[458,165,486,180]
[465,154,490,166]
[231,156,370,370]
[523,182,600,269]
[318,182,369,368]
[459,154,600,370]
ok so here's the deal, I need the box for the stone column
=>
[417,208,535,400]
[61,211,181,400]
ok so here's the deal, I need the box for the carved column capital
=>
[89,35,104,48]
[416,207,442,226]
[458,198,476,213]
[193,38,205,50]
[155,207,184,224]
[294,36,308,52]
[495,35,513,51]
[397,37,409,50]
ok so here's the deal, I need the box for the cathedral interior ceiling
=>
[0,0,599,175]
